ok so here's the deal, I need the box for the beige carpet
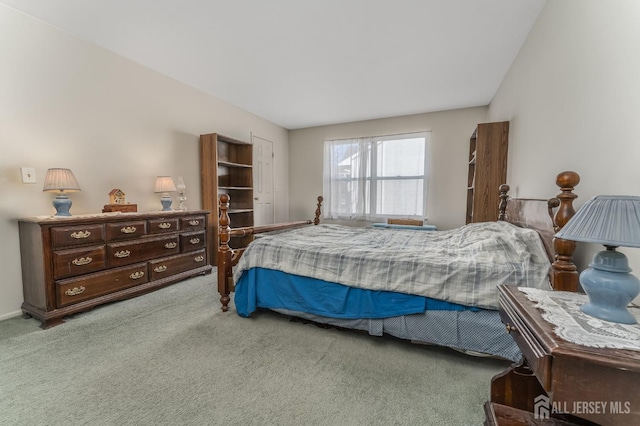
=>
[0,274,509,425]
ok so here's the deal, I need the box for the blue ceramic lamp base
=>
[580,248,640,324]
[160,194,173,211]
[52,194,73,216]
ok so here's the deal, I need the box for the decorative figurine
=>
[109,188,126,204]
[103,188,137,213]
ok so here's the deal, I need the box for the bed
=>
[215,171,581,361]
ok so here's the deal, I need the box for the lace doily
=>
[518,287,640,351]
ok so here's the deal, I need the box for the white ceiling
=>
[1,0,546,129]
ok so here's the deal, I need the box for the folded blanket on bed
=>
[233,222,552,310]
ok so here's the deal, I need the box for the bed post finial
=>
[551,171,580,292]
[498,184,510,221]
[218,193,232,311]
[553,171,580,231]
[314,196,324,225]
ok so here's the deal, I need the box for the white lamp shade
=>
[42,168,81,192]
[555,195,640,248]
[154,176,177,193]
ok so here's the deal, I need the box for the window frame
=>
[323,131,430,221]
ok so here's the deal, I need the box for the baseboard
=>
[0,310,23,321]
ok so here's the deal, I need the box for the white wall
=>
[488,0,640,272]
[0,6,290,320]
[289,107,488,230]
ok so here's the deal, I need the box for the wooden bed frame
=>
[497,170,580,293]
[216,194,324,311]
[215,170,580,311]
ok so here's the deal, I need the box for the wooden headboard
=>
[498,170,580,292]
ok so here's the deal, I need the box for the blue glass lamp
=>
[154,176,177,211]
[555,195,640,324]
[42,168,81,216]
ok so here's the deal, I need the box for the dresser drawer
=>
[107,235,180,267]
[51,224,105,248]
[180,230,206,252]
[149,250,207,281]
[500,293,552,391]
[105,221,147,241]
[56,262,148,307]
[179,215,206,231]
[53,245,106,279]
[148,218,179,234]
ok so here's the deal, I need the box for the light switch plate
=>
[21,167,37,184]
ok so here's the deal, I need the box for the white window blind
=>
[323,132,430,220]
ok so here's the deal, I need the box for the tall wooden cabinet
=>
[466,121,509,224]
[200,133,254,264]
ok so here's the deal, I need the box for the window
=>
[323,132,429,220]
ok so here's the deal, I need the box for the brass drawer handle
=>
[72,257,92,266]
[165,242,177,249]
[65,286,86,296]
[70,230,91,239]
[154,265,167,273]
[129,271,145,280]
[194,255,204,262]
[189,238,201,245]
[158,222,172,229]
[121,226,137,234]
[188,220,200,226]
[505,324,518,333]
[114,250,131,258]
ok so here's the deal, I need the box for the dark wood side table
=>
[485,285,640,426]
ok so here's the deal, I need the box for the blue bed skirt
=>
[234,267,479,318]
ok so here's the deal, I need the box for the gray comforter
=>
[233,222,552,310]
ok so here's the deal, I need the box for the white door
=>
[252,135,275,226]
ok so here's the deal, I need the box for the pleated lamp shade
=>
[555,195,640,248]
[154,176,177,194]
[42,168,81,193]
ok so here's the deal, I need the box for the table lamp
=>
[42,168,81,216]
[154,176,177,211]
[555,195,640,324]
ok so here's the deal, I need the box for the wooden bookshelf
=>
[200,133,254,264]
[466,121,509,223]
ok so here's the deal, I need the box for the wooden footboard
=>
[217,194,323,311]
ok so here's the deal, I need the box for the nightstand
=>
[485,285,640,426]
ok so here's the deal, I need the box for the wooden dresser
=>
[18,210,212,328]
